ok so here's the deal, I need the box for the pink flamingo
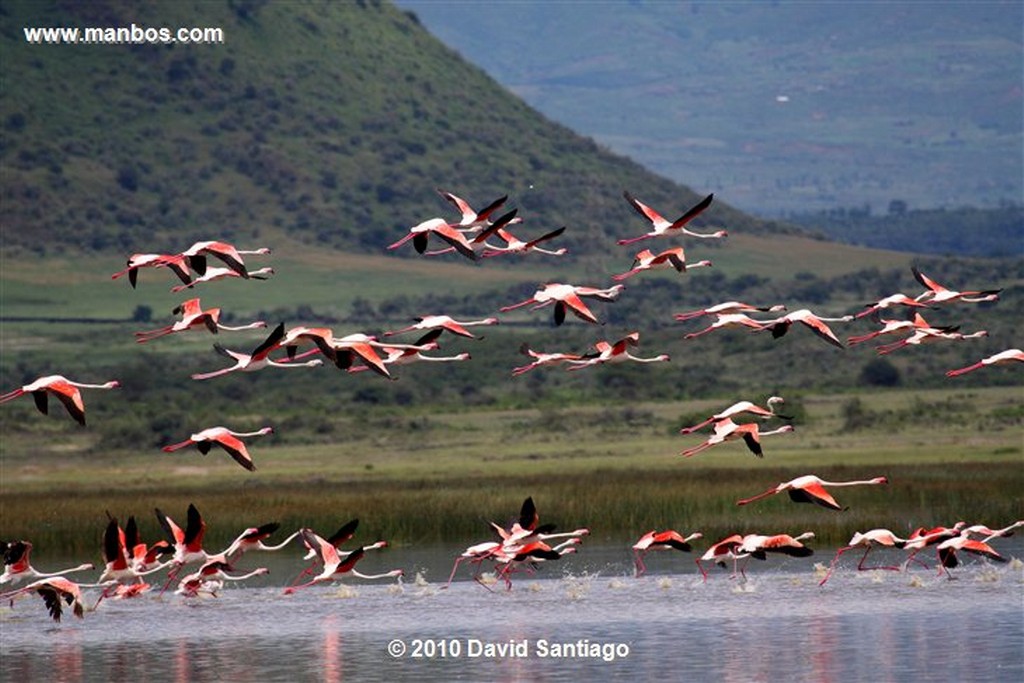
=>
[846,312,948,346]
[935,533,1009,579]
[421,209,521,259]
[855,292,933,319]
[618,192,723,245]
[946,348,1024,377]
[674,301,786,322]
[736,474,889,511]
[436,189,512,231]
[566,331,670,371]
[734,532,816,576]
[111,253,194,289]
[903,522,967,570]
[284,529,402,594]
[162,426,274,471]
[759,309,854,348]
[819,529,911,586]
[0,375,120,426]
[679,396,789,434]
[612,247,711,281]
[695,534,746,581]
[1,541,94,588]
[175,560,270,597]
[155,504,212,587]
[171,265,275,293]
[962,521,1024,541]
[682,312,772,340]
[191,323,323,380]
[97,517,170,589]
[180,240,272,279]
[511,344,587,376]
[493,538,581,590]
[384,314,499,340]
[500,282,624,325]
[912,267,1002,304]
[632,530,703,577]
[480,225,567,258]
[348,337,470,374]
[135,298,267,342]
[0,576,115,622]
[680,418,794,458]
[874,327,988,356]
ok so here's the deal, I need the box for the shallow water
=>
[2,542,1022,682]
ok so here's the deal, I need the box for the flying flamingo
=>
[911,267,1002,304]
[680,418,794,458]
[348,337,471,374]
[500,282,624,325]
[612,247,712,281]
[736,474,889,511]
[191,323,323,380]
[618,191,723,245]
[0,576,114,622]
[962,521,1024,541]
[480,225,568,258]
[846,312,951,347]
[122,515,172,574]
[493,538,581,590]
[444,540,507,588]
[175,560,270,597]
[134,298,267,343]
[946,349,1024,377]
[566,331,670,371]
[758,309,854,348]
[162,426,274,472]
[818,529,911,586]
[682,312,772,340]
[421,210,521,259]
[111,253,194,289]
[674,301,787,322]
[436,189,512,231]
[0,375,120,426]
[695,534,746,581]
[734,532,816,576]
[632,530,703,577]
[1,541,94,588]
[679,396,789,434]
[510,343,587,377]
[384,314,499,340]
[283,529,402,594]
[855,292,934,319]
[180,240,272,279]
[171,266,275,293]
[935,533,1009,579]
[388,210,514,260]
[330,331,441,378]
[873,327,988,356]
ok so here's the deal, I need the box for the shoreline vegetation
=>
[2,386,1020,557]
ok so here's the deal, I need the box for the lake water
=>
[2,541,1022,682]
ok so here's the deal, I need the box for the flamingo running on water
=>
[162,426,274,472]
[0,375,120,426]
[284,529,403,594]
[0,576,115,622]
[1,541,94,588]
[500,282,624,326]
[734,532,816,576]
[155,504,213,587]
[946,348,1024,377]
[935,533,1009,579]
[911,267,1002,305]
[191,323,323,380]
[680,418,794,458]
[97,517,171,589]
[618,192,724,245]
[612,247,712,282]
[175,560,270,597]
[221,523,303,565]
[736,474,889,511]
[134,298,267,343]
[632,530,703,577]
[818,529,911,586]
[679,396,789,434]
[695,534,746,581]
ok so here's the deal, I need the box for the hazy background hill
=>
[396,1,1023,223]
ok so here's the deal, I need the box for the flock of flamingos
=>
[1,188,1021,622]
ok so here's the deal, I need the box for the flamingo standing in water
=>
[612,247,712,281]
[171,266,275,293]
[946,349,1024,377]
[911,267,1002,304]
[679,396,789,434]
[284,529,402,594]
[566,331,670,371]
[632,530,703,577]
[180,240,272,279]
[0,375,120,426]
[191,323,323,380]
[500,282,624,325]
[736,474,889,511]
[111,253,194,289]
[1,541,94,588]
[162,426,274,471]
[758,309,854,348]
[674,301,786,322]
[384,314,499,340]
[618,192,723,245]
[135,298,267,342]
[510,343,587,377]
[818,528,911,586]
[680,418,794,458]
